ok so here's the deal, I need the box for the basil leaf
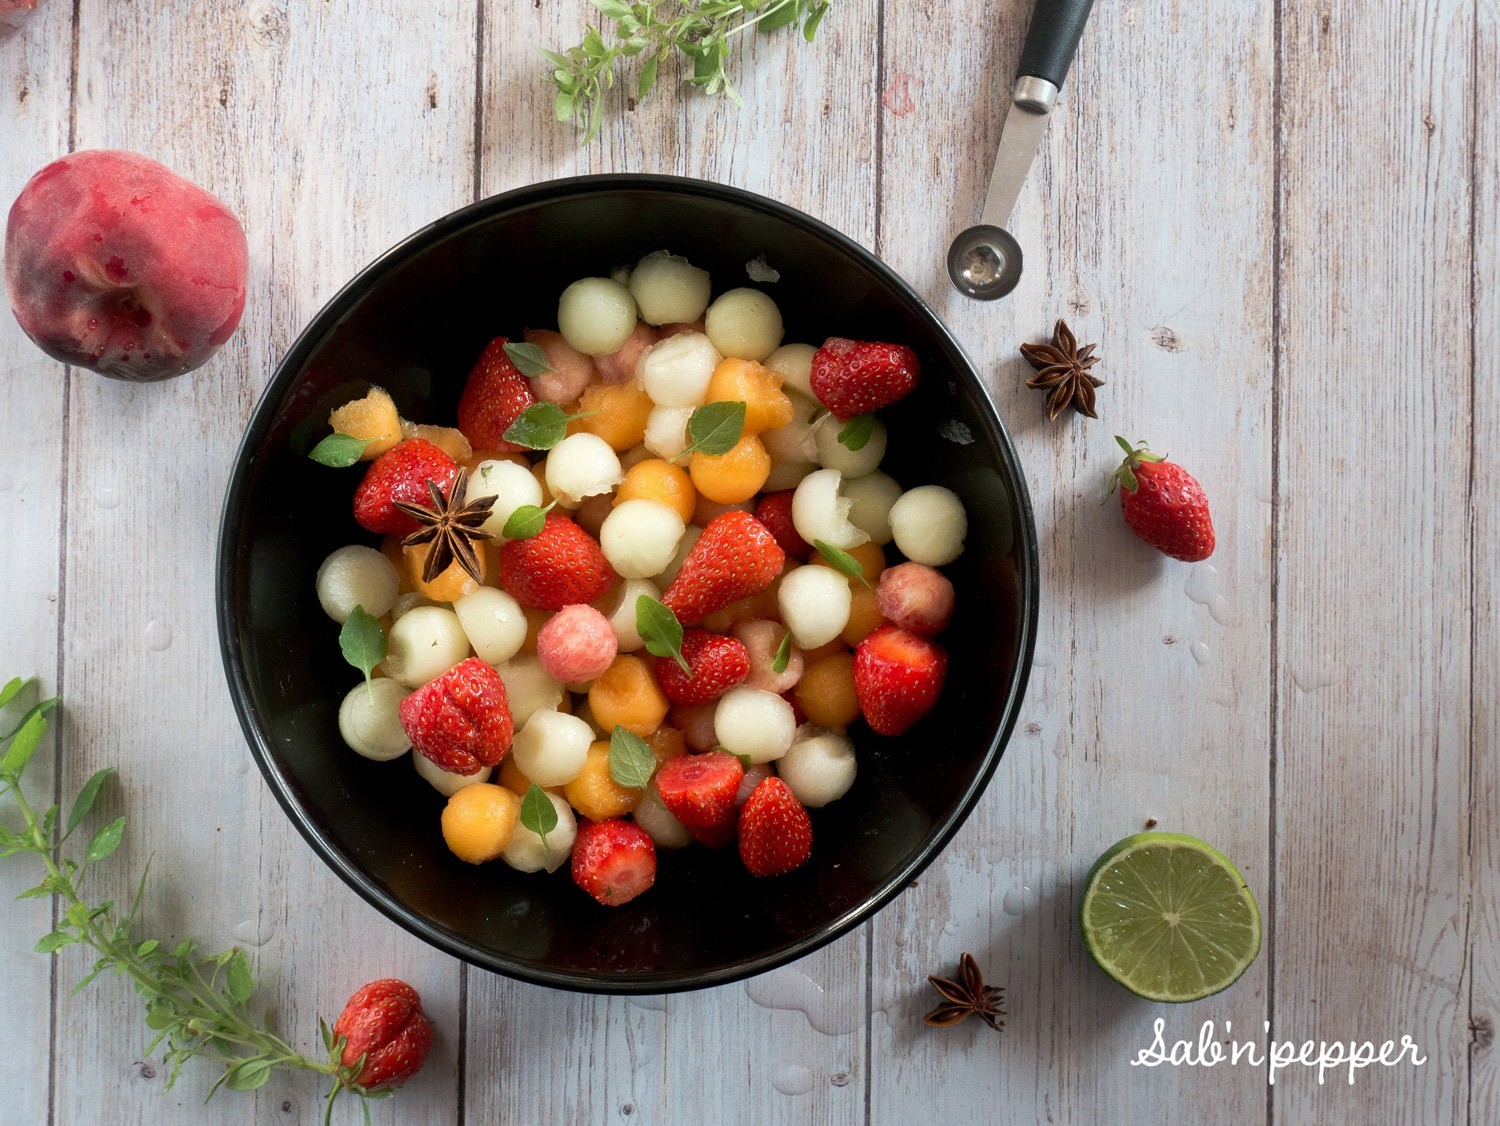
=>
[804,1,829,41]
[685,400,746,457]
[520,783,558,849]
[502,504,549,540]
[813,540,873,590]
[35,931,72,954]
[226,950,254,1005]
[224,1058,273,1091]
[502,341,556,378]
[638,52,660,99]
[635,595,688,673]
[339,606,388,692]
[85,816,127,863]
[609,726,656,791]
[503,402,572,450]
[758,2,800,32]
[836,413,874,452]
[771,631,792,675]
[1,709,48,780]
[308,433,369,468]
[0,676,26,709]
[728,751,752,770]
[66,768,117,837]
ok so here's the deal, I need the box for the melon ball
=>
[466,459,544,537]
[633,782,692,849]
[813,412,887,479]
[889,485,968,566]
[630,252,713,327]
[453,587,527,664]
[639,331,720,407]
[544,432,623,507]
[557,276,638,356]
[316,545,400,623]
[655,524,702,587]
[778,565,852,649]
[644,405,693,460]
[337,679,410,761]
[603,578,660,652]
[713,686,796,764]
[764,343,817,400]
[791,468,869,552]
[735,619,803,694]
[777,728,857,808]
[672,701,719,752]
[390,591,435,620]
[494,656,566,726]
[500,789,577,873]
[761,390,819,467]
[510,709,593,787]
[382,606,469,687]
[735,762,775,808]
[600,498,685,579]
[536,604,618,683]
[704,288,783,361]
[619,443,654,472]
[414,752,492,797]
[843,471,903,546]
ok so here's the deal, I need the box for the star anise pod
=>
[924,952,1005,1032]
[1019,318,1104,421]
[395,467,496,584]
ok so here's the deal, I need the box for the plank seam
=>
[1466,3,1480,1123]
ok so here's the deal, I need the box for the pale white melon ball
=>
[453,587,527,664]
[735,619,803,694]
[544,432,623,507]
[603,578,660,652]
[777,728,857,808]
[843,471,903,546]
[633,782,692,849]
[316,545,400,623]
[390,591,435,621]
[510,709,593,787]
[778,565,851,649]
[629,251,713,326]
[639,331,720,407]
[383,606,469,687]
[501,790,577,873]
[466,459,544,537]
[609,263,633,287]
[655,524,701,587]
[704,288,783,361]
[889,485,968,566]
[813,412,887,479]
[761,389,820,467]
[557,277,638,356]
[764,461,816,492]
[337,679,410,761]
[764,342,817,399]
[714,686,796,764]
[413,752,492,797]
[599,498,685,579]
[791,468,869,551]
[644,405,693,460]
[494,656,566,727]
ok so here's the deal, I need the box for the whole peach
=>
[5,150,248,381]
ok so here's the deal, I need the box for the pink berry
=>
[671,701,719,753]
[536,604,619,684]
[594,321,658,383]
[875,562,955,636]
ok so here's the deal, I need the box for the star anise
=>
[923,952,1005,1032]
[395,467,496,584]
[1019,318,1104,421]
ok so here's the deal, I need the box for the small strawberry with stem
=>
[1107,436,1216,562]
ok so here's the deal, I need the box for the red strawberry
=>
[498,513,616,610]
[1109,437,1216,562]
[655,629,751,706]
[332,978,433,1090]
[398,657,514,774]
[653,750,745,848]
[661,511,785,625]
[456,336,537,453]
[737,777,813,876]
[753,490,812,560]
[352,438,459,537]
[571,819,657,906]
[808,337,920,420]
[853,624,948,736]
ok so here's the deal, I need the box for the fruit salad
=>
[310,250,968,907]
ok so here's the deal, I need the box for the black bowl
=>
[217,175,1038,993]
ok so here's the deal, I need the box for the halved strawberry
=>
[498,513,617,610]
[655,630,751,706]
[571,819,657,906]
[653,750,744,848]
[399,657,514,775]
[661,511,785,625]
[852,624,948,736]
[753,490,813,560]
[809,337,920,420]
[456,336,537,454]
[352,438,459,537]
[738,777,812,876]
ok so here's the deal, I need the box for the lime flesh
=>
[1080,832,1261,1003]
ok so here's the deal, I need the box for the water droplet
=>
[144,619,172,651]
[744,967,854,1035]
[1189,640,1211,668]
[629,994,666,1012]
[939,419,974,445]
[1291,655,1337,692]
[231,918,275,947]
[771,1064,814,1096]
[1185,564,1235,626]
[96,486,120,509]
[1002,884,1032,916]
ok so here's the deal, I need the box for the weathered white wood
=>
[0,4,73,1125]
[1273,2,1475,1123]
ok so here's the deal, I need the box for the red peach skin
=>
[4,150,248,382]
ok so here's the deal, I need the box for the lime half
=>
[1080,832,1261,1003]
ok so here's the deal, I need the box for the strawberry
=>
[737,777,812,876]
[808,337,920,420]
[753,490,813,560]
[352,438,459,537]
[571,818,657,906]
[661,511,785,625]
[1108,436,1216,562]
[498,513,616,610]
[853,624,948,736]
[653,750,745,848]
[398,657,514,775]
[655,629,751,706]
[332,978,432,1090]
[456,336,537,453]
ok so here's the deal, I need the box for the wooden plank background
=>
[0,1,1491,1122]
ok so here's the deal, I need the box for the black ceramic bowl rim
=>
[216,173,1040,994]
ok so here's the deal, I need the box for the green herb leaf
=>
[682,400,746,458]
[836,413,875,452]
[503,402,573,450]
[759,3,801,33]
[804,1,830,40]
[609,726,656,791]
[66,768,117,838]
[36,931,72,954]
[728,751,752,770]
[814,540,874,590]
[635,595,689,674]
[226,950,254,1005]
[502,502,552,541]
[308,433,369,468]
[1,708,47,779]
[85,816,126,863]
[520,783,558,849]
[589,0,633,19]
[638,52,660,99]
[772,631,792,674]
[502,341,556,378]
[224,1058,273,1091]
[0,676,26,709]
[339,606,388,692]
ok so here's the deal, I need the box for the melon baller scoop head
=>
[947,0,1098,301]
